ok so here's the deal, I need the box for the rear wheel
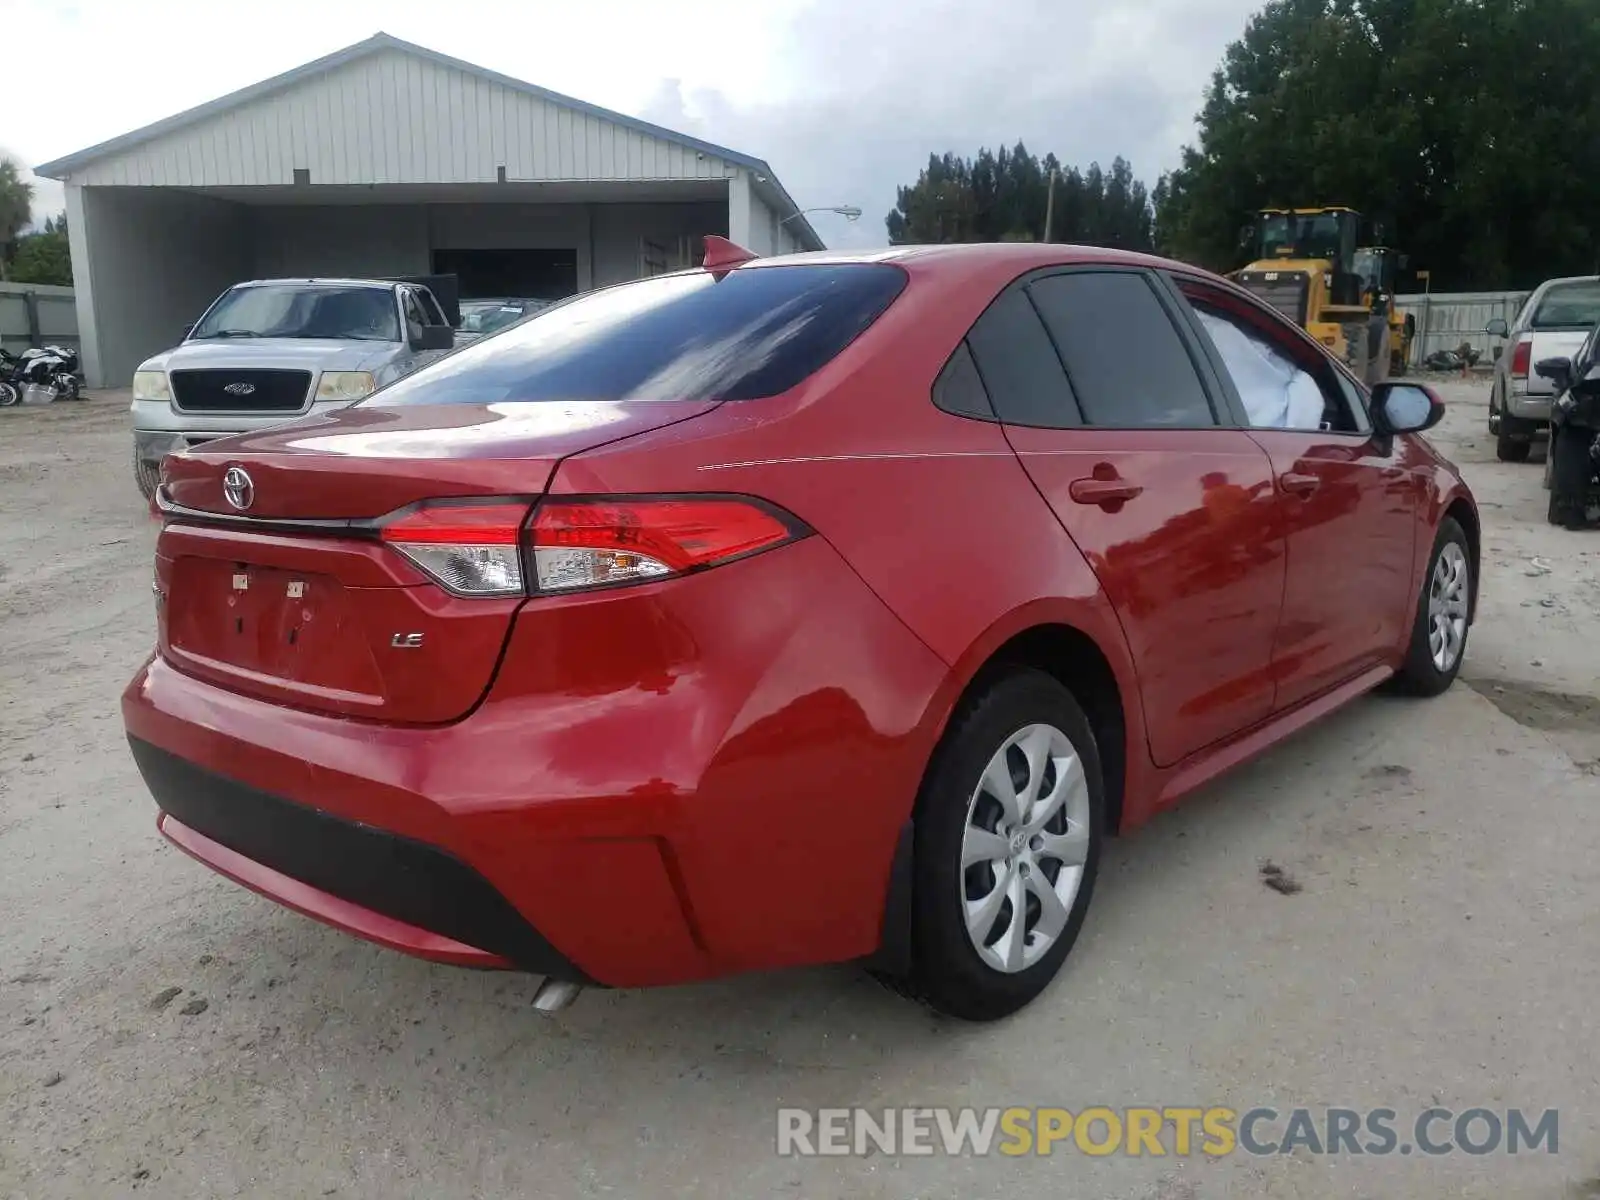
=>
[1366,318,1391,386]
[904,668,1103,1021]
[1497,415,1532,462]
[1390,518,1471,697]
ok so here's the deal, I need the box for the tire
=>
[1496,422,1532,462]
[1366,318,1391,386]
[1547,423,1593,529]
[1389,518,1471,697]
[133,443,160,500]
[0,381,18,407]
[903,668,1104,1021]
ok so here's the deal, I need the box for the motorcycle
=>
[1422,345,1483,372]
[1537,338,1600,529]
[0,344,83,406]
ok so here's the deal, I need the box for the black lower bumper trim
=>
[127,736,590,982]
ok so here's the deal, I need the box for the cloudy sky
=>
[2,0,1259,246]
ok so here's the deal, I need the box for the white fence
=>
[0,281,79,357]
[1396,290,1528,366]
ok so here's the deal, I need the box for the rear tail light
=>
[378,496,807,597]
[530,497,805,592]
[380,503,529,596]
[1511,337,1532,379]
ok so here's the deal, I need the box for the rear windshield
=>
[1530,281,1600,330]
[364,264,907,406]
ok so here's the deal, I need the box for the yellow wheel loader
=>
[1228,207,1404,385]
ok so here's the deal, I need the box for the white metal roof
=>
[35,32,821,248]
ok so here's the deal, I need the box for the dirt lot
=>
[2,382,1598,1199]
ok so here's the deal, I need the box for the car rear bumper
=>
[132,737,586,976]
[1505,392,1553,422]
[121,535,950,987]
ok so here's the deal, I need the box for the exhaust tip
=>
[531,978,583,1015]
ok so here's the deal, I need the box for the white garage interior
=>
[35,33,824,387]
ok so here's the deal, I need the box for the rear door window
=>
[1026,271,1218,427]
[366,264,907,406]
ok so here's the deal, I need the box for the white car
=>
[1486,275,1600,462]
[130,278,455,498]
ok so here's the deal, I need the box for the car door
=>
[967,267,1286,767]
[1168,273,1418,711]
[414,288,454,368]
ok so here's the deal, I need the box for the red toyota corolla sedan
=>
[124,240,1478,1021]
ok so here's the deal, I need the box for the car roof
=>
[231,278,398,290]
[736,241,1196,277]
[1532,275,1600,293]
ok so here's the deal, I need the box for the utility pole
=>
[1043,168,1057,243]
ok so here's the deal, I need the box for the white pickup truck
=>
[1486,275,1600,462]
[130,276,457,497]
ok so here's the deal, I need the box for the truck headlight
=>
[132,370,171,402]
[315,371,377,403]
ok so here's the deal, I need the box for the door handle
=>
[1068,477,1143,507]
[1279,471,1321,496]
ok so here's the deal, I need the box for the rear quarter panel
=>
[553,253,1151,819]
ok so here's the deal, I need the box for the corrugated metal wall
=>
[0,282,79,357]
[66,49,735,188]
[1396,290,1529,365]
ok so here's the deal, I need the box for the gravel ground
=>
[1,381,1598,1200]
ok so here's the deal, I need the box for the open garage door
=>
[431,249,579,302]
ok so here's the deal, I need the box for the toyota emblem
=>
[222,466,254,511]
[223,382,256,396]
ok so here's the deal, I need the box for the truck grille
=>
[1236,272,1309,327]
[169,369,311,413]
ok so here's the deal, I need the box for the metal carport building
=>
[34,32,824,388]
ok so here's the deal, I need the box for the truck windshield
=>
[364,263,907,406]
[191,285,400,342]
[1260,213,1346,262]
[1530,282,1600,331]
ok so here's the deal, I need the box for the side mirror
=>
[413,324,454,352]
[1371,381,1444,435]
[1485,318,1509,338]
[1534,356,1572,390]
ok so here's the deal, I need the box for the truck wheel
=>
[1365,318,1391,385]
[1496,420,1531,463]
[133,444,160,500]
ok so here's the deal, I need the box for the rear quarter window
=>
[365,264,907,406]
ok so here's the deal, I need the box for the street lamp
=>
[780,205,862,227]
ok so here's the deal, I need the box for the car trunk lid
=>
[154,400,716,722]
[1519,330,1591,396]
